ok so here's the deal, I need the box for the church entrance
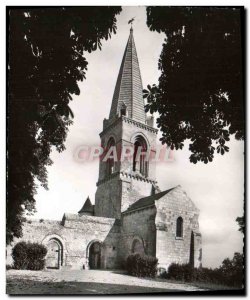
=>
[89,241,102,269]
[46,238,63,269]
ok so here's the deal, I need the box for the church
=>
[7,28,202,271]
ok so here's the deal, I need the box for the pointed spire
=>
[109,29,146,124]
[78,196,93,215]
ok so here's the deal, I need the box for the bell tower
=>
[95,28,158,219]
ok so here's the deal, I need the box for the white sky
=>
[31,6,244,268]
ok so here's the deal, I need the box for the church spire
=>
[109,28,146,124]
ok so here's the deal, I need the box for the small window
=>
[106,137,115,176]
[176,217,183,238]
[120,107,126,116]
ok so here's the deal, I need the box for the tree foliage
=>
[7,7,122,244]
[236,216,245,234]
[144,7,244,164]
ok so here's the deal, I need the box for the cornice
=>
[96,170,157,186]
[100,115,158,138]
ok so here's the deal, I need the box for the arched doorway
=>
[46,238,63,269]
[89,241,102,269]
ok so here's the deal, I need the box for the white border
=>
[1,1,248,299]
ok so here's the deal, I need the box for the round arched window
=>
[132,136,148,177]
[106,137,116,176]
[176,217,183,237]
[131,239,144,255]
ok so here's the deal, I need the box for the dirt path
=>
[6,269,205,294]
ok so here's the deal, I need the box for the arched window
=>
[131,239,144,255]
[176,217,183,238]
[106,137,115,176]
[132,136,148,177]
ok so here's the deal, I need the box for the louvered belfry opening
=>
[109,28,146,124]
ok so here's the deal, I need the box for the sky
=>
[31,6,244,268]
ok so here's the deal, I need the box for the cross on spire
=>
[128,17,135,28]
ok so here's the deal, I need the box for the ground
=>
[6,269,206,294]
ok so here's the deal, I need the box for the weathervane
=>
[128,17,135,28]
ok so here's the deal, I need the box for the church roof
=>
[126,187,176,212]
[78,196,93,214]
[109,28,146,124]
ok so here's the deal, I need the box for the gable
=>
[126,187,175,212]
[155,185,199,214]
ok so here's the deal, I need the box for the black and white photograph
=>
[6,5,245,295]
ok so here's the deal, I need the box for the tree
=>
[7,7,122,244]
[144,7,244,164]
[236,216,245,234]
[220,252,244,287]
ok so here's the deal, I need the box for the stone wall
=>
[95,173,156,219]
[6,214,121,270]
[154,186,202,270]
[118,206,157,266]
[120,175,155,212]
[95,175,122,219]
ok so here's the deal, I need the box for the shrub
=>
[126,253,158,277]
[162,253,244,289]
[192,267,223,284]
[12,241,47,270]
[166,263,194,282]
[12,241,29,270]
[163,263,222,284]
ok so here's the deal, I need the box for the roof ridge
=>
[126,187,177,212]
